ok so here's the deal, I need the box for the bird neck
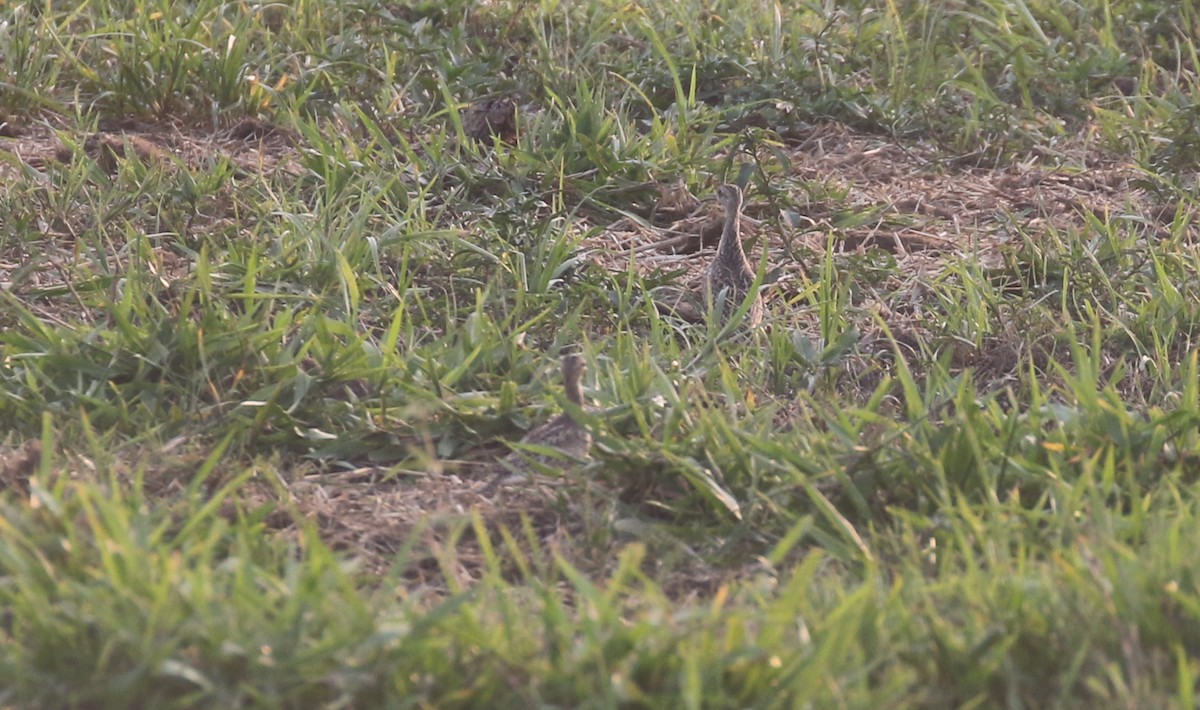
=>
[717,210,747,264]
[564,378,584,406]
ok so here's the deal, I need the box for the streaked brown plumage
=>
[703,184,763,327]
[487,354,591,491]
[512,353,590,459]
[463,97,518,143]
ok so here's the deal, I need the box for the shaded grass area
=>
[3,0,1200,706]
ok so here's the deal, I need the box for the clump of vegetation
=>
[2,0,1200,706]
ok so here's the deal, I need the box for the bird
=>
[485,354,592,492]
[703,183,763,327]
[463,97,518,143]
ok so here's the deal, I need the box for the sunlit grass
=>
[1,0,1200,706]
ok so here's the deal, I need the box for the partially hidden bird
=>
[703,183,763,327]
[486,354,592,491]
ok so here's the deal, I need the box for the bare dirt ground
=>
[589,121,1164,311]
[0,115,1177,588]
[0,113,300,176]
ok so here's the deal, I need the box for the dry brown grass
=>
[2,115,1183,593]
[588,122,1161,297]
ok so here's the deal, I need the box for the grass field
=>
[3,0,1200,706]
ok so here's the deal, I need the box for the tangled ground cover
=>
[3,0,1200,707]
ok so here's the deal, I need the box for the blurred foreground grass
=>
[2,0,1200,706]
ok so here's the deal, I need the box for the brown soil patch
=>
[0,112,302,177]
[4,115,1189,593]
[269,469,607,581]
[250,462,756,599]
[0,113,305,328]
[586,122,1166,308]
